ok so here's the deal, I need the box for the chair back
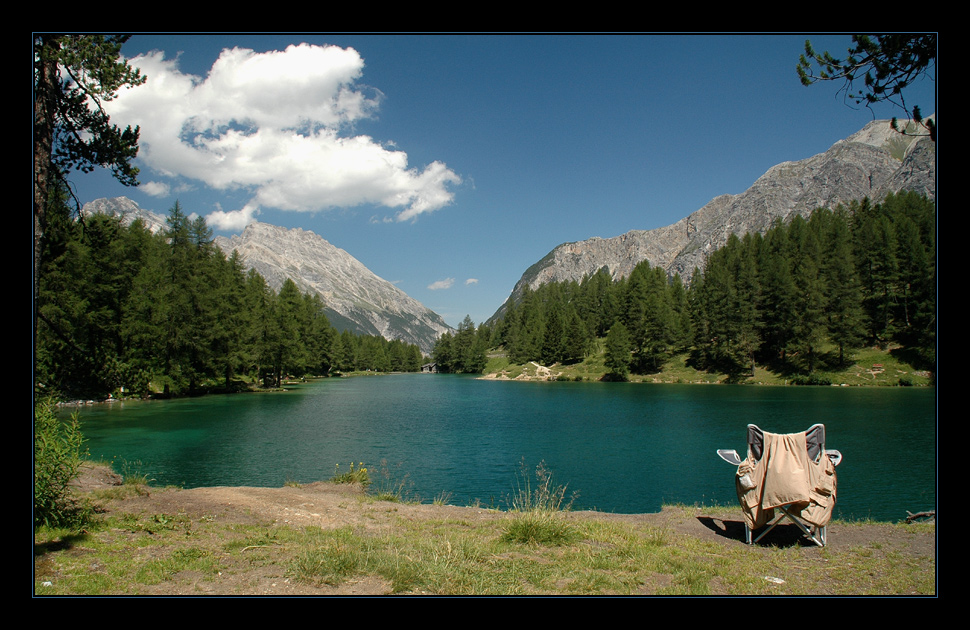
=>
[747,423,826,463]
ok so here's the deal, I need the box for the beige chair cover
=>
[735,429,837,530]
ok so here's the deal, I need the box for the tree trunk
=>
[34,36,59,346]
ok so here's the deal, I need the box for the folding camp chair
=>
[717,423,841,547]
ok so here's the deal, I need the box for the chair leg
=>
[778,506,825,547]
[750,508,827,547]
[753,513,785,544]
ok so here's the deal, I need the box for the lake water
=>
[71,375,937,522]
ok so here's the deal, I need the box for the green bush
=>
[34,398,90,529]
[790,373,832,386]
[501,459,579,546]
[330,461,371,486]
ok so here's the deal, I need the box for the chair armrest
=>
[717,449,743,466]
[825,449,842,467]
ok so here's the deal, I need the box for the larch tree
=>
[34,34,146,363]
[604,321,632,381]
[797,34,936,140]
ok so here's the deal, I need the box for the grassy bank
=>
[484,345,934,387]
[34,469,935,596]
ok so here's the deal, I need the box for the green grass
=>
[500,511,579,547]
[35,503,935,596]
[484,354,510,375]
[483,344,933,387]
[500,459,580,547]
[34,458,934,596]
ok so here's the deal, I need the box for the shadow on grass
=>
[696,516,823,547]
[34,532,90,557]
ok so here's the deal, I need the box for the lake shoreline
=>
[52,367,933,408]
[478,369,934,387]
[480,375,933,386]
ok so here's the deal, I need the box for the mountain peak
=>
[215,223,451,354]
[490,117,936,322]
[81,197,168,234]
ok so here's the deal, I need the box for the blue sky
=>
[75,34,936,329]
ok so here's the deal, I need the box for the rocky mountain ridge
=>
[490,118,936,322]
[81,196,169,234]
[80,198,452,354]
[215,223,451,354]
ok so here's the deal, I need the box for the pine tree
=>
[562,304,590,364]
[686,268,713,370]
[824,208,867,365]
[34,35,146,321]
[790,216,828,373]
[604,321,632,381]
[450,315,487,373]
[540,301,566,365]
[514,287,545,364]
[433,331,455,372]
[638,265,677,373]
[407,344,425,372]
[213,250,250,389]
[271,279,304,384]
[759,220,798,363]
[242,269,278,385]
[36,184,93,395]
[733,234,762,376]
[667,273,692,355]
[861,214,899,345]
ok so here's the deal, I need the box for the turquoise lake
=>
[72,375,937,522]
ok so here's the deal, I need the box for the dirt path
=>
[75,464,933,552]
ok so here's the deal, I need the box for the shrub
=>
[790,373,832,386]
[501,510,579,546]
[508,459,576,513]
[501,459,579,546]
[330,462,370,486]
[34,398,90,529]
[371,459,415,503]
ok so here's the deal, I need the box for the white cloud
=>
[139,181,171,197]
[465,278,479,285]
[108,43,460,227]
[206,202,261,231]
[427,278,455,290]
